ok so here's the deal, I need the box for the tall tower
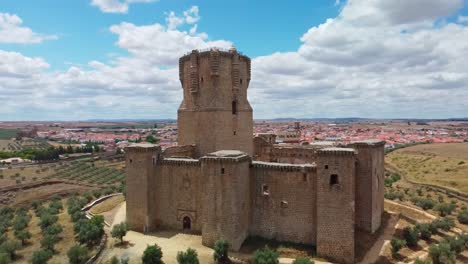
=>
[177,47,253,157]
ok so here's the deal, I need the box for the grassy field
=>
[387,143,468,193]
[0,129,19,139]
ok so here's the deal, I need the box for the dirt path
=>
[358,213,399,264]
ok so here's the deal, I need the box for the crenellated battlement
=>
[160,158,200,166]
[125,143,161,153]
[252,161,316,172]
[317,147,356,156]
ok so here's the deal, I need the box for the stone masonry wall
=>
[200,153,251,251]
[125,145,160,232]
[350,140,385,233]
[316,149,356,264]
[153,158,202,231]
[250,162,317,245]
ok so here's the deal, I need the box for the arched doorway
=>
[183,216,191,230]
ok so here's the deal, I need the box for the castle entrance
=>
[183,216,191,230]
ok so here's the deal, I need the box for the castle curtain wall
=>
[249,162,317,245]
[153,159,202,231]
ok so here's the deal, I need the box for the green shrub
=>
[457,209,468,224]
[0,252,11,264]
[111,222,128,244]
[433,217,455,231]
[44,224,63,236]
[434,203,456,216]
[40,234,59,252]
[429,241,455,264]
[390,238,406,258]
[67,244,88,264]
[142,244,163,264]
[177,248,199,264]
[444,236,464,254]
[402,227,419,247]
[0,240,21,261]
[252,246,279,264]
[39,213,58,230]
[213,240,229,263]
[415,223,432,240]
[31,249,52,264]
[14,230,31,245]
[415,198,436,210]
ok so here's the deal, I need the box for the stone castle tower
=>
[177,47,253,157]
[125,47,385,264]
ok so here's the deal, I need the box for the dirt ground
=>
[98,202,215,264]
[0,181,95,207]
[387,143,468,193]
[11,200,80,264]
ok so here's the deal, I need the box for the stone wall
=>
[125,144,161,232]
[250,162,317,245]
[153,158,202,231]
[200,151,252,251]
[349,140,385,233]
[316,148,356,264]
[162,144,197,158]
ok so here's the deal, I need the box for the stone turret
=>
[125,143,161,232]
[178,47,253,157]
[316,148,356,264]
[200,150,251,250]
[349,139,385,233]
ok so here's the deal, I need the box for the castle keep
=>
[125,48,385,264]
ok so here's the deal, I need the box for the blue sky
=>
[0,0,340,70]
[1,0,468,120]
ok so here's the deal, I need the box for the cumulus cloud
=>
[0,6,230,120]
[249,0,468,119]
[166,5,200,30]
[340,0,463,26]
[2,1,468,120]
[0,13,57,44]
[90,0,155,14]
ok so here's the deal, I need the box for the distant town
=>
[0,119,466,164]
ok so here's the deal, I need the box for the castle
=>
[125,48,385,264]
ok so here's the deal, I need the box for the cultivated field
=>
[387,143,468,193]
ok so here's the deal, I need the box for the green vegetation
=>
[0,129,19,140]
[213,240,229,263]
[429,241,455,264]
[252,246,279,264]
[177,248,199,264]
[111,222,128,244]
[390,238,406,258]
[142,244,163,264]
[67,244,89,264]
[111,256,130,264]
[433,202,456,217]
[46,161,125,185]
[31,249,52,264]
[402,226,420,247]
[457,209,468,224]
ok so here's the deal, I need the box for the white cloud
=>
[166,5,200,30]
[0,13,57,44]
[0,6,231,120]
[340,0,463,26]
[250,0,468,119]
[458,15,468,23]
[90,0,155,14]
[2,1,468,120]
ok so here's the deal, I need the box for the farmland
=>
[387,143,468,193]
